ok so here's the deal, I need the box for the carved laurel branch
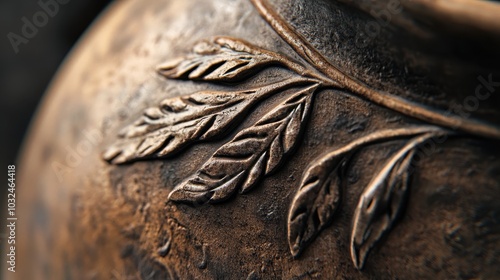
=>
[104,37,330,203]
[103,37,328,164]
[248,0,499,269]
[169,85,317,204]
[103,0,500,272]
[288,127,450,269]
[350,132,441,269]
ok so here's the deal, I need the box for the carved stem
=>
[322,126,449,159]
[250,0,500,140]
[269,52,340,88]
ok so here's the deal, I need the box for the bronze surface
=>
[14,0,500,279]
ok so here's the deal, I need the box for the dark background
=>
[0,1,113,252]
[0,0,113,170]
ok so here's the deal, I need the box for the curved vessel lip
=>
[335,0,500,37]
[250,0,500,140]
[404,0,500,35]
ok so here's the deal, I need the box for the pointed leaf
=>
[287,148,349,257]
[350,133,434,270]
[169,84,319,204]
[158,37,283,82]
[266,134,284,174]
[283,104,304,153]
[103,79,305,164]
[241,152,267,193]
[285,127,446,259]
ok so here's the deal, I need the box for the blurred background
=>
[0,0,113,169]
[0,0,113,252]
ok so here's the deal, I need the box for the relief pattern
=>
[103,0,500,270]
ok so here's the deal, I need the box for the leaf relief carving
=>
[287,127,445,258]
[350,133,436,269]
[287,148,347,257]
[103,78,311,164]
[168,84,319,204]
[100,0,500,270]
[158,37,291,82]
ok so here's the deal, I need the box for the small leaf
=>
[283,104,304,152]
[350,133,434,270]
[241,152,267,193]
[287,148,350,257]
[158,37,282,82]
[266,134,284,173]
[103,79,306,164]
[169,84,319,205]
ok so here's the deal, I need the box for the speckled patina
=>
[14,0,500,279]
